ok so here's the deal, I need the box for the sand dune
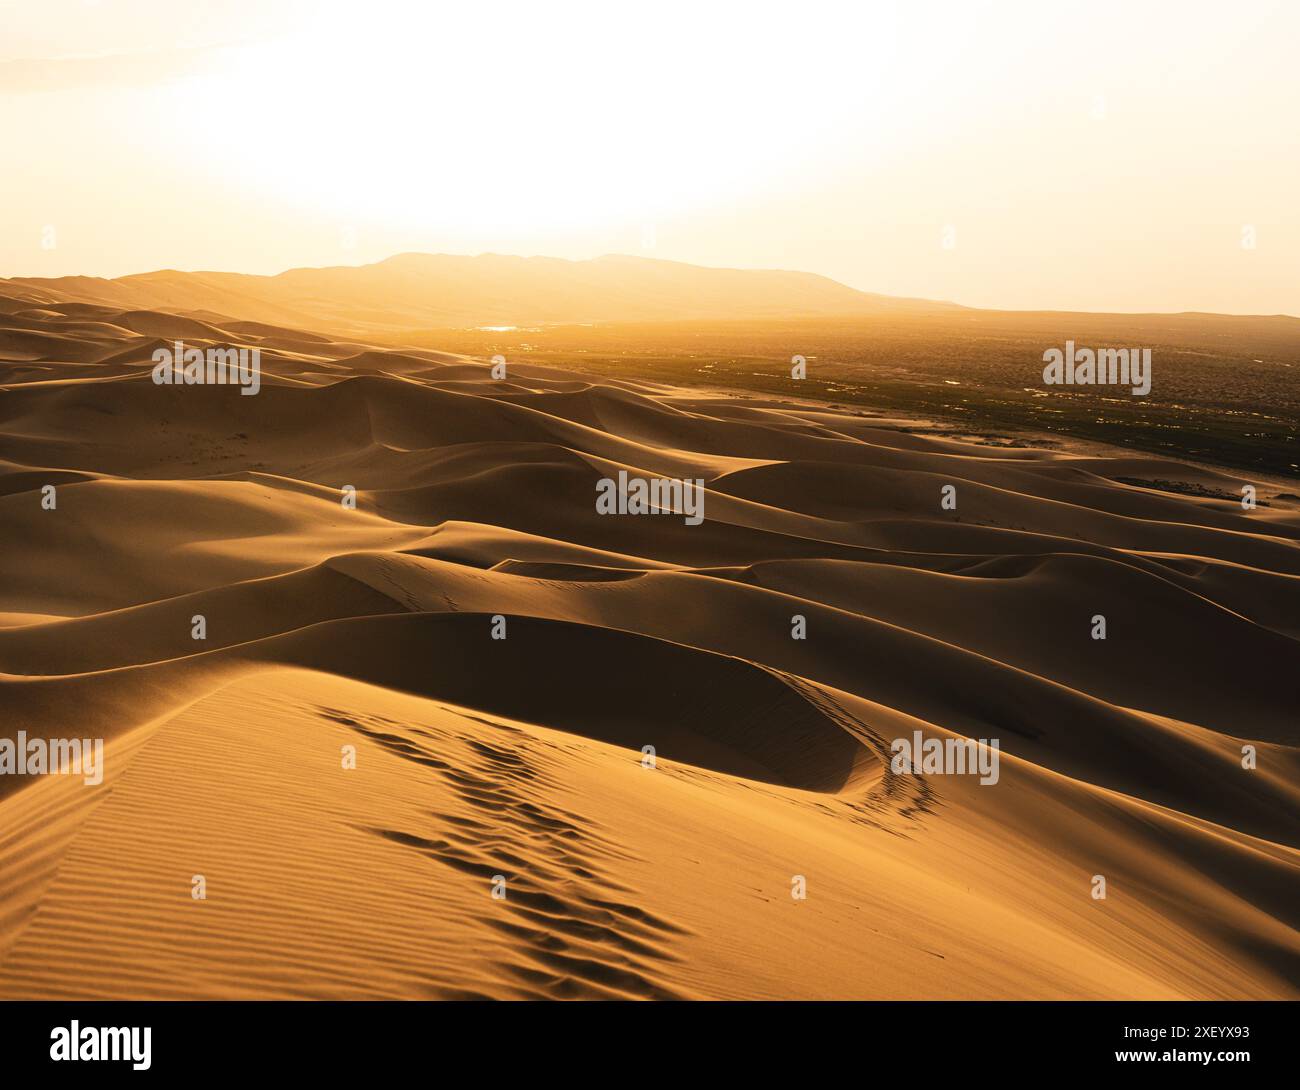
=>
[0,292,1296,999]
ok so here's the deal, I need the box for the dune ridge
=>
[0,293,1296,999]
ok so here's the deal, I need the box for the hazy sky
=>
[2,0,1297,314]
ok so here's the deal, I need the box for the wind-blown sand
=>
[0,294,1297,998]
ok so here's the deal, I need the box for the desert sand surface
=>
[0,291,1297,999]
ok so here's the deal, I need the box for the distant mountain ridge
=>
[0,252,960,337]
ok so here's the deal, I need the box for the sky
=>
[1,0,1297,314]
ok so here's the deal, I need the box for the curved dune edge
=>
[1,298,1298,998]
[0,667,1293,999]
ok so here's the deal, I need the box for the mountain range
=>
[1,252,960,338]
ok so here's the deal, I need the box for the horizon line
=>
[4,250,1298,322]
